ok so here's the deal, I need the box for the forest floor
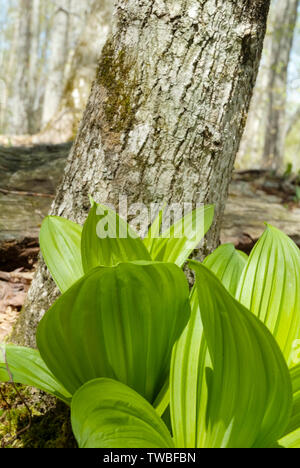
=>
[0,141,300,341]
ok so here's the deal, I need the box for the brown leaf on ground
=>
[0,266,35,341]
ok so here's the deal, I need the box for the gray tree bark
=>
[237,2,276,169]
[41,4,70,127]
[28,0,40,133]
[287,105,300,136]
[11,0,31,134]
[41,0,113,142]
[262,0,298,170]
[12,0,271,347]
[0,7,19,133]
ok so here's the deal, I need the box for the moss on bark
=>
[97,40,136,134]
[0,383,76,448]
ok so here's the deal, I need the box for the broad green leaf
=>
[0,344,71,404]
[204,244,248,296]
[145,205,214,267]
[153,379,169,417]
[285,364,300,435]
[37,262,190,402]
[71,379,174,448]
[171,263,292,448]
[170,285,210,448]
[40,216,83,293]
[143,205,164,252]
[237,225,300,367]
[71,378,174,448]
[81,204,151,272]
[279,364,300,447]
[279,428,300,448]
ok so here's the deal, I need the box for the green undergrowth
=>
[0,383,76,448]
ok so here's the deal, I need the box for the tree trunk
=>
[28,0,40,133]
[1,7,19,133]
[262,0,298,171]
[11,0,31,134]
[41,5,70,128]
[287,105,300,137]
[40,0,113,142]
[12,0,271,347]
[0,79,7,131]
[237,2,276,168]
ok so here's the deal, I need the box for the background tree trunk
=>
[41,0,113,142]
[262,0,298,170]
[28,0,40,133]
[12,0,271,347]
[11,0,31,134]
[287,105,300,136]
[237,2,277,168]
[0,6,18,133]
[41,5,70,128]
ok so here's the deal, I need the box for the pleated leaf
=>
[170,285,211,448]
[237,225,300,367]
[171,262,292,448]
[204,243,248,296]
[279,428,300,448]
[143,205,164,253]
[81,204,151,272]
[0,344,71,404]
[36,262,190,402]
[145,205,214,267]
[152,380,170,418]
[39,216,83,292]
[71,379,174,448]
[279,364,300,447]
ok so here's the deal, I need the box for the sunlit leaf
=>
[36,262,190,402]
[237,225,300,366]
[279,364,300,448]
[170,285,210,448]
[143,205,164,253]
[71,379,174,448]
[81,204,151,272]
[204,243,247,296]
[0,344,71,404]
[39,216,83,293]
[279,428,300,448]
[146,205,214,267]
[171,262,292,448]
[153,380,169,417]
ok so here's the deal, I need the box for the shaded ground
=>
[223,170,300,253]
[0,269,35,340]
[0,143,71,340]
[0,143,71,251]
[0,143,299,340]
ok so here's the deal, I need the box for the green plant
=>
[0,203,213,405]
[1,203,300,448]
[284,162,293,178]
[294,185,300,202]
[69,261,294,448]
[36,262,190,405]
[39,202,214,293]
[205,226,300,367]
